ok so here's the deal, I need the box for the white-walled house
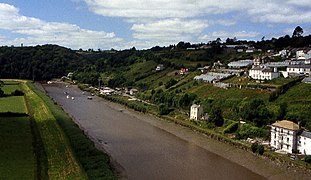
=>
[190,104,204,121]
[298,131,311,155]
[156,64,164,71]
[270,120,299,154]
[249,66,280,80]
[287,64,311,75]
[270,120,311,155]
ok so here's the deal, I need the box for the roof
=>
[299,131,311,138]
[288,64,311,68]
[272,120,300,131]
[191,104,201,108]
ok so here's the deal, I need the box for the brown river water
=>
[43,83,307,180]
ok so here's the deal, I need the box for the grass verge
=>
[21,81,87,179]
[28,82,116,179]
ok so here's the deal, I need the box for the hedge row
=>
[101,95,147,113]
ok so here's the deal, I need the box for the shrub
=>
[11,90,24,96]
[305,155,311,163]
[159,104,170,115]
[257,145,264,155]
[251,143,258,153]
[223,122,239,134]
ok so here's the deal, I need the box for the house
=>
[298,131,311,155]
[129,89,139,96]
[249,66,280,80]
[287,64,311,75]
[270,120,311,155]
[179,68,189,75]
[270,120,300,154]
[228,59,253,68]
[190,104,204,121]
[156,64,165,71]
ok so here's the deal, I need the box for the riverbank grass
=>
[21,81,87,179]
[28,82,116,179]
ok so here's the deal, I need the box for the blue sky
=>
[0,0,310,50]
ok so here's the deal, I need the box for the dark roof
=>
[300,130,311,138]
[262,68,274,72]
[288,64,311,68]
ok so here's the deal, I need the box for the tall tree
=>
[292,26,303,38]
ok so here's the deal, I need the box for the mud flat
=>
[43,82,310,180]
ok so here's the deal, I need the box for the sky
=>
[0,0,310,50]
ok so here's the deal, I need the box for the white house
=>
[190,104,204,121]
[156,64,165,71]
[270,120,311,155]
[249,66,280,80]
[129,89,139,95]
[298,131,311,155]
[270,120,299,154]
[287,64,311,75]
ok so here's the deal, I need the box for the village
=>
[88,47,311,159]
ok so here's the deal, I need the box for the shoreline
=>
[44,82,311,179]
[98,94,311,179]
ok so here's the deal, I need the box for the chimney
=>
[298,121,301,129]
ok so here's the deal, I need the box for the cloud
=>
[200,31,261,41]
[84,0,311,24]
[0,3,123,49]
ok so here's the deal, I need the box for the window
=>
[274,141,276,145]
[287,138,289,143]
[274,134,276,138]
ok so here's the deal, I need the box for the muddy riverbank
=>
[43,82,310,180]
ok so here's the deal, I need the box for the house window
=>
[274,141,276,145]
[281,129,283,133]
[287,145,289,149]
[287,138,289,143]
[287,131,289,135]
[274,134,276,138]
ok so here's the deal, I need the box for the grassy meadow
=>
[0,80,34,179]
[0,117,35,179]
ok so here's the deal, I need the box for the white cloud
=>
[200,31,261,41]
[130,18,207,48]
[0,3,123,49]
[84,0,311,24]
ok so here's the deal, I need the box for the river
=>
[43,83,303,180]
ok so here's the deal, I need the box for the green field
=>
[0,96,27,113]
[1,82,21,94]
[0,117,35,179]
[0,79,116,179]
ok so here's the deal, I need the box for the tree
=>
[277,102,288,120]
[292,26,303,38]
[0,88,4,97]
[159,104,170,115]
[209,106,224,127]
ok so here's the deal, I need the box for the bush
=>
[257,145,264,155]
[159,104,170,115]
[11,90,24,96]
[251,143,264,155]
[251,143,258,153]
[305,155,311,163]
[223,122,239,134]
